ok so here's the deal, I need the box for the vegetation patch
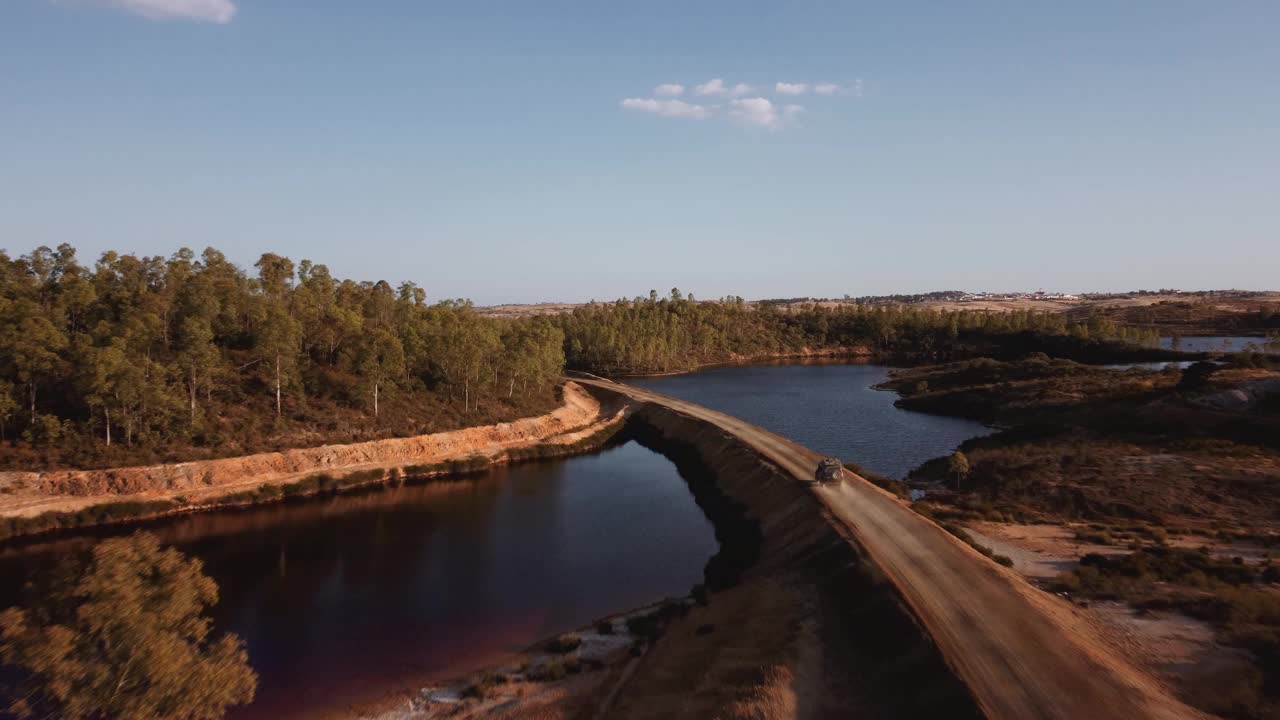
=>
[936,521,1014,567]
[561,290,1161,375]
[0,500,180,543]
[843,460,907,497]
[547,633,581,654]
[1053,548,1280,718]
[0,245,566,472]
[0,532,257,718]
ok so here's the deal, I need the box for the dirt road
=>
[575,376,1199,720]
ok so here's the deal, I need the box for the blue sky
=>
[3,1,1277,303]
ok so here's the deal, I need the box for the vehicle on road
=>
[815,457,844,484]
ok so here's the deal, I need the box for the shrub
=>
[547,633,580,654]
[528,660,567,682]
[626,613,662,639]
[21,414,66,447]
[462,673,498,699]
[844,460,907,497]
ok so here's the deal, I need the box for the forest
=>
[560,290,1160,374]
[0,246,1159,470]
[0,245,565,469]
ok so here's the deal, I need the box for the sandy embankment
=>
[0,381,622,522]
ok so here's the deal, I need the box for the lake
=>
[0,361,994,717]
[1160,335,1278,354]
[629,361,991,479]
[0,442,717,719]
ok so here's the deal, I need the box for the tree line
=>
[0,245,564,468]
[0,246,1159,468]
[559,290,1159,374]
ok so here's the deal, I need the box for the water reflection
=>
[0,441,717,719]
[630,362,991,479]
[1160,336,1278,354]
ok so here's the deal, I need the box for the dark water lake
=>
[629,361,991,479]
[1160,335,1278,354]
[0,442,717,719]
[0,361,994,717]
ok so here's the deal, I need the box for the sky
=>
[2,1,1278,304]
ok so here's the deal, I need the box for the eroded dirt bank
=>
[0,382,622,534]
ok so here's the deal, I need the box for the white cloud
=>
[620,98,713,120]
[62,0,237,23]
[694,78,726,96]
[621,76,854,129]
[728,97,801,130]
[693,78,753,97]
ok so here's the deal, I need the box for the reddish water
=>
[0,441,717,719]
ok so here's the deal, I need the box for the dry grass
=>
[719,666,797,720]
[608,579,805,720]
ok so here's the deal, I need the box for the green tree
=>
[0,381,16,442]
[9,313,68,423]
[357,329,406,418]
[0,532,257,720]
[947,451,971,490]
[177,317,218,426]
[257,305,301,418]
[82,340,128,446]
[255,254,300,418]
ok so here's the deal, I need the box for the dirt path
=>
[575,377,1201,720]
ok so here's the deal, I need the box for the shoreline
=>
[345,596,686,720]
[592,347,875,379]
[0,382,627,544]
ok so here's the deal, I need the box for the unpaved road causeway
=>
[576,377,1199,720]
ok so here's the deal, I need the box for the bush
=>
[462,673,498,699]
[938,521,1012,566]
[21,414,66,447]
[626,613,662,639]
[547,633,580,654]
[1075,529,1113,545]
[527,660,568,682]
[1178,361,1219,391]
[844,460,907,498]
[1054,548,1264,600]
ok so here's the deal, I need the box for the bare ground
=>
[966,521,1263,709]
